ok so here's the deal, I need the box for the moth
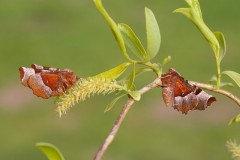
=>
[161,68,216,114]
[19,64,78,99]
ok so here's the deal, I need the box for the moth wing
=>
[40,73,60,91]
[27,74,52,99]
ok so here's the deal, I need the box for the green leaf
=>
[174,0,219,60]
[220,82,234,88]
[161,56,171,67]
[145,7,161,60]
[105,94,126,112]
[228,114,240,125]
[118,23,147,61]
[184,0,193,7]
[127,62,136,90]
[222,71,240,87]
[174,7,219,55]
[36,143,65,160]
[174,0,222,87]
[209,75,217,85]
[128,90,141,101]
[120,67,151,85]
[184,0,202,19]
[134,67,152,77]
[174,8,193,20]
[97,63,131,80]
[93,0,134,62]
[214,32,226,62]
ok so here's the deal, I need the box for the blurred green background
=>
[0,0,239,159]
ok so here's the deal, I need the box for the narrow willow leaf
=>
[161,56,171,67]
[128,90,141,101]
[228,114,240,125]
[96,63,130,80]
[36,143,65,160]
[175,1,221,87]
[222,71,240,87]
[93,0,134,62]
[145,7,161,60]
[174,2,220,58]
[192,0,202,19]
[174,8,193,19]
[220,82,234,88]
[104,94,126,112]
[175,7,219,53]
[209,75,217,85]
[214,32,226,62]
[134,67,151,77]
[120,67,151,84]
[184,0,193,7]
[184,0,202,19]
[127,63,136,90]
[118,23,147,60]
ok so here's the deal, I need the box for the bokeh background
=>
[0,0,239,159]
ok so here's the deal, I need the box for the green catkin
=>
[56,77,123,116]
[226,140,240,160]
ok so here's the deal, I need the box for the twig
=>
[190,81,240,106]
[93,78,240,160]
[93,78,161,160]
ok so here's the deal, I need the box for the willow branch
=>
[93,78,162,160]
[93,78,240,160]
[190,81,240,106]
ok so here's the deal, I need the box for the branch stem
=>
[190,81,240,106]
[93,79,240,160]
[93,78,161,160]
